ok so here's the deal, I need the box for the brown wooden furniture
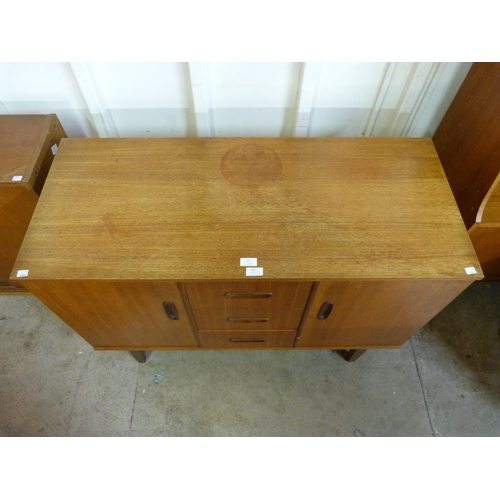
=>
[0,114,66,293]
[11,138,482,362]
[433,62,500,279]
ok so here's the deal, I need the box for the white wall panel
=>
[187,63,213,137]
[310,108,375,137]
[309,62,415,137]
[408,62,473,137]
[0,62,473,140]
[314,62,387,108]
[212,108,293,137]
[83,62,190,137]
[0,62,95,137]
[293,63,322,137]
[362,62,412,137]
[209,63,299,107]
[386,62,439,137]
[208,62,300,137]
[89,63,188,108]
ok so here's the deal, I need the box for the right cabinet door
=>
[297,280,473,349]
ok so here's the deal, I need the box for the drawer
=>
[184,281,313,330]
[198,330,297,348]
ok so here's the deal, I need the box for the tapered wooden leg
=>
[129,351,151,363]
[336,349,367,362]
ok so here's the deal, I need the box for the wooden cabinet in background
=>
[433,62,500,279]
[0,115,66,293]
[11,138,482,362]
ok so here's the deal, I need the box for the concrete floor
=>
[0,282,499,437]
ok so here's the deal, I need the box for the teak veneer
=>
[12,137,482,362]
[433,62,500,279]
[0,114,66,293]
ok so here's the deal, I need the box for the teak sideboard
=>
[11,138,482,362]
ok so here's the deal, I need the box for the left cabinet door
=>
[26,281,198,349]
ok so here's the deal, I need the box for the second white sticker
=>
[246,267,264,276]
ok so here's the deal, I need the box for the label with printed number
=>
[240,258,257,267]
[246,267,264,276]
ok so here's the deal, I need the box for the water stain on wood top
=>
[220,143,282,188]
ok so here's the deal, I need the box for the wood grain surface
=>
[433,63,500,229]
[468,224,500,279]
[433,63,500,279]
[25,280,198,348]
[1,114,66,290]
[184,281,312,330]
[297,279,474,348]
[0,186,37,285]
[478,172,500,223]
[12,137,480,283]
[198,330,297,348]
[0,114,65,185]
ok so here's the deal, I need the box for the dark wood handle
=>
[224,292,273,299]
[163,302,179,320]
[227,318,269,323]
[317,302,334,320]
[229,338,266,343]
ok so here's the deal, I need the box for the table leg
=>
[129,351,151,363]
[336,349,367,362]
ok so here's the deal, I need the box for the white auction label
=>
[246,267,263,276]
[464,266,477,275]
[12,175,23,181]
[16,270,29,277]
[240,257,257,267]
[51,144,58,155]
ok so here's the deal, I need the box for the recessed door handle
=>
[163,302,179,320]
[229,338,266,343]
[227,318,269,323]
[317,302,334,320]
[224,292,273,299]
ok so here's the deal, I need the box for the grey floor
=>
[0,282,499,437]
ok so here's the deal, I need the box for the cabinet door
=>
[298,280,473,348]
[26,280,198,349]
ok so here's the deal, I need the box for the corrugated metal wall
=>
[0,62,471,139]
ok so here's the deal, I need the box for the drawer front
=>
[198,330,297,348]
[184,281,313,330]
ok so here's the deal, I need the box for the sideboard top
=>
[13,137,482,281]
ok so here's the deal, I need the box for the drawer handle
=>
[163,302,179,320]
[229,338,266,343]
[227,318,269,323]
[224,292,273,299]
[317,302,334,320]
